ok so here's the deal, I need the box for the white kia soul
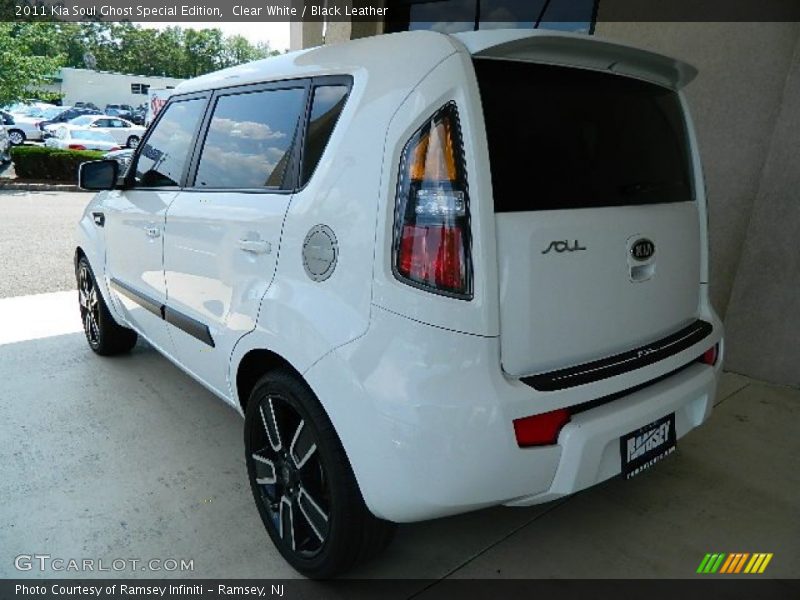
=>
[76,29,723,577]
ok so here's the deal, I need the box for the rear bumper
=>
[304,306,723,523]
[505,360,718,506]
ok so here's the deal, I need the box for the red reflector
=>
[68,144,86,150]
[700,343,719,366]
[513,408,571,447]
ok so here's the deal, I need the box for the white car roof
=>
[175,29,696,96]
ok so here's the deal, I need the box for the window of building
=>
[131,83,151,95]
[132,97,206,188]
[385,0,597,35]
[194,87,305,189]
[301,85,350,185]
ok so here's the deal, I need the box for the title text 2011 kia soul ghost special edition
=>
[75,30,723,577]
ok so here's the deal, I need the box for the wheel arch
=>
[234,348,301,415]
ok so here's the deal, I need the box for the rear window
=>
[474,60,693,212]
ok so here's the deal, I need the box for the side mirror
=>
[79,160,119,191]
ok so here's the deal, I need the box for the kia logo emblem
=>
[631,239,655,261]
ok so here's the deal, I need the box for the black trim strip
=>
[110,278,215,348]
[522,319,713,391]
[110,278,163,318]
[164,306,215,348]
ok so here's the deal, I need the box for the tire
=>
[8,129,25,146]
[126,135,140,149]
[244,370,395,578]
[76,257,138,356]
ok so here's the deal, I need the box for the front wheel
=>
[244,370,395,578]
[76,257,138,355]
[8,129,25,146]
[126,135,140,149]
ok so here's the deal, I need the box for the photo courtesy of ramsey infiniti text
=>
[75,29,724,578]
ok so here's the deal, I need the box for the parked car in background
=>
[74,102,99,111]
[131,104,147,125]
[45,127,122,152]
[39,107,102,137]
[3,101,53,116]
[105,104,135,121]
[6,105,69,145]
[0,125,10,164]
[45,114,145,148]
[103,147,134,172]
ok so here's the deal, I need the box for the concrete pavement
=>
[0,291,797,582]
[0,191,92,298]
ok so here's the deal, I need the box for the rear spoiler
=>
[452,30,697,90]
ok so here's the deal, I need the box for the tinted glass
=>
[474,60,693,211]
[195,87,305,189]
[386,0,594,34]
[301,85,349,185]
[133,98,206,188]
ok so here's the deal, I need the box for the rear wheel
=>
[126,135,140,149]
[76,257,138,355]
[244,370,395,578]
[8,130,25,146]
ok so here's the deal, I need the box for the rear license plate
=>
[620,413,676,479]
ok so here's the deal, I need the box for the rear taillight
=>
[393,102,472,299]
[700,343,719,366]
[513,409,571,447]
[68,144,86,150]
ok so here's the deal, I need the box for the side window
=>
[94,119,111,128]
[132,98,206,188]
[194,87,305,189]
[301,85,349,185]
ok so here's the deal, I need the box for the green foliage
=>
[6,20,283,81]
[0,22,64,106]
[0,12,284,106]
[10,145,105,182]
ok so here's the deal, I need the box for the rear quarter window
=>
[474,59,694,212]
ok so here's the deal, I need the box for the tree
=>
[0,23,63,106]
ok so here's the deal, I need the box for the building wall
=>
[723,37,800,386]
[595,22,800,386]
[59,68,185,109]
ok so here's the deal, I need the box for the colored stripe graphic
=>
[719,554,736,574]
[697,554,712,573]
[703,552,774,574]
[734,553,750,573]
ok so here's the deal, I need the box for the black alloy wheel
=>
[244,371,395,578]
[75,256,138,355]
[77,260,101,349]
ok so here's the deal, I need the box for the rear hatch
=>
[470,35,702,378]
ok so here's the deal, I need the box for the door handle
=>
[145,226,161,238]
[237,239,272,255]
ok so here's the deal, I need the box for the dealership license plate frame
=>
[620,413,677,479]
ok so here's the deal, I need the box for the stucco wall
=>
[595,22,800,317]
[723,37,800,386]
[595,22,800,386]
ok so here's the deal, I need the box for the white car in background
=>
[6,105,68,145]
[45,127,123,152]
[47,114,145,148]
[0,126,10,164]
